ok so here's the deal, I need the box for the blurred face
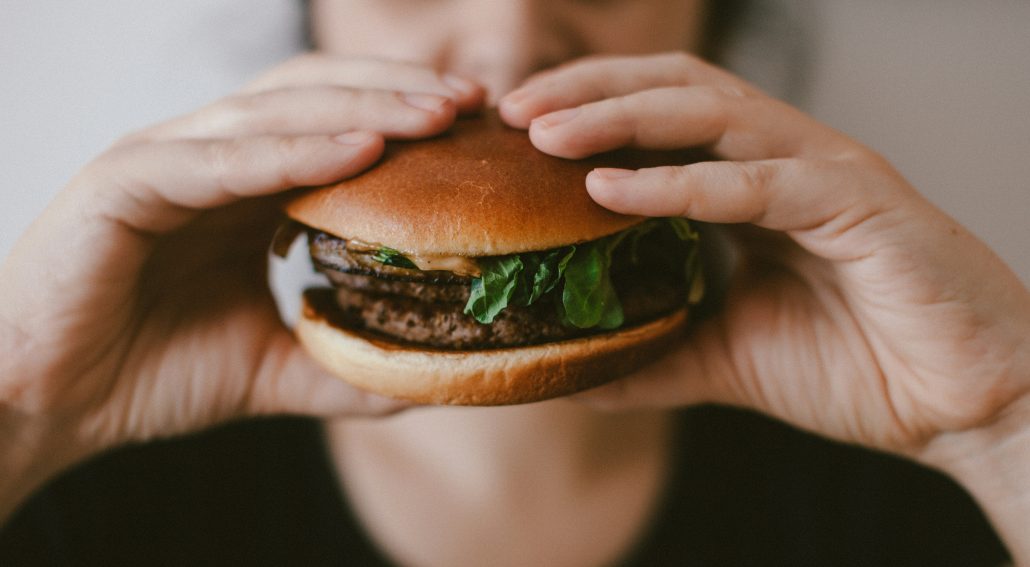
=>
[312,0,705,99]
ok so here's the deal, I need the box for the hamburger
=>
[276,111,704,406]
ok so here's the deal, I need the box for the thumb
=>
[2,132,385,326]
[246,331,410,419]
[572,317,741,412]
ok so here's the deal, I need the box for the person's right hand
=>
[0,54,485,516]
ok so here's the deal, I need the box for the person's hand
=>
[501,52,1030,557]
[0,54,485,515]
[499,52,1030,463]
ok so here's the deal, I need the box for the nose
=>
[443,0,581,102]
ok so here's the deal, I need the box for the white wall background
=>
[805,0,1030,284]
[0,1,306,258]
[2,1,1028,285]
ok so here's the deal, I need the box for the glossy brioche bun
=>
[297,291,689,406]
[287,110,699,406]
[286,110,697,256]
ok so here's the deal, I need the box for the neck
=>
[325,401,674,567]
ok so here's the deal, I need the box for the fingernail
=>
[334,131,376,145]
[401,92,448,112]
[442,73,479,96]
[591,168,636,180]
[502,87,529,106]
[533,107,580,128]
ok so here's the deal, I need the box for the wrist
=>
[921,396,1030,565]
[0,413,90,523]
[0,319,96,524]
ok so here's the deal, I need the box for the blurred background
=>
[3,0,1028,284]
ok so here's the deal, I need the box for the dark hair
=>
[702,0,752,61]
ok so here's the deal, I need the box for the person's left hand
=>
[497,52,1030,465]
[0,55,485,512]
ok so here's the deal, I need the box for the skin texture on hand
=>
[0,54,485,520]
[501,51,1030,560]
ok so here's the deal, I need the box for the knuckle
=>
[609,97,642,146]
[74,144,133,188]
[714,84,749,101]
[607,95,634,124]
[693,85,729,108]
[739,161,775,195]
[685,87,732,137]
[272,137,309,185]
[203,139,250,193]
[666,166,702,216]
[661,51,702,74]
[836,144,888,169]
[733,162,777,221]
[205,94,259,130]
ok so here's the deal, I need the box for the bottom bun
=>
[296,289,689,406]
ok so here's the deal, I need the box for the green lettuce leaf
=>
[528,246,575,305]
[464,255,524,323]
[465,246,576,324]
[464,218,702,328]
[372,247,418,270]
[561,244,623,329]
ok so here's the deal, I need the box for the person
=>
[1,0,1028,565]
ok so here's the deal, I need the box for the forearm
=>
[0,416,62,523]
[927,397,1030,566]
[0,319,86,524]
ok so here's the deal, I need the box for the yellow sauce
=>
[345,238,481,277]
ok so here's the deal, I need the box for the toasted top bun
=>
[297,290,688,405]
[286,110,696,256]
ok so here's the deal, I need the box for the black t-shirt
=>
[0,407,1009,566]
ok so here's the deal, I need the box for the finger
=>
[0,132,383,340]
[571,320,735,412]
[77,131,384,237]
[133,86,458,142]
[244,54,486,113]
[526,85,846,161]
[500,52,752,127]
[586,158,911,259]
[247,331,410,418]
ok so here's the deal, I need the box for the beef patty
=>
[308,231,686,350]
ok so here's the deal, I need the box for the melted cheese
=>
[345,238,481,277]
[406,254,481,277]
